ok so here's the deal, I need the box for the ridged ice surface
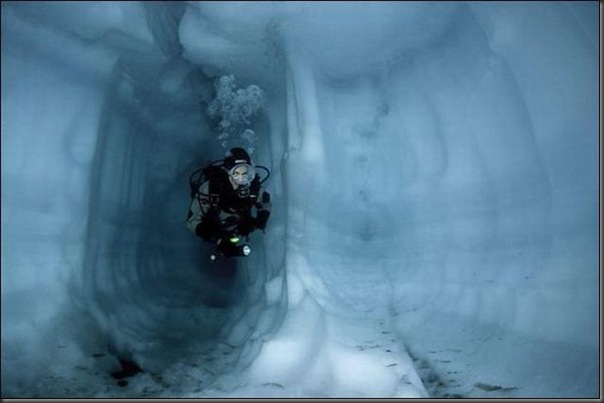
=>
[1,1,598,398]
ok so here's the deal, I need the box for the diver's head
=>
[224,147,256,189]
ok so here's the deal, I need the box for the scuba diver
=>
[186,147,271,260]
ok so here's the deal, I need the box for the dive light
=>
[211,236,251,260]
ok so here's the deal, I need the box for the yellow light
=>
[229,236,240,243]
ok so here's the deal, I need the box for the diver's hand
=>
[238,216,256,236]
[195,223,216,241]
[256,210,270,230]
[197,211,222,241]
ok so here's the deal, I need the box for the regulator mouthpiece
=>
[236,185,251,198]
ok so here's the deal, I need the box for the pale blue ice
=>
[1,1,599,398]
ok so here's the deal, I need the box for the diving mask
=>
[228,163,256,187]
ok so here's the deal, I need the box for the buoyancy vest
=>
[206,168,261,215]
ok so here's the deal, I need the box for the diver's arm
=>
[255,189,271,230]
[186,181,211,234]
